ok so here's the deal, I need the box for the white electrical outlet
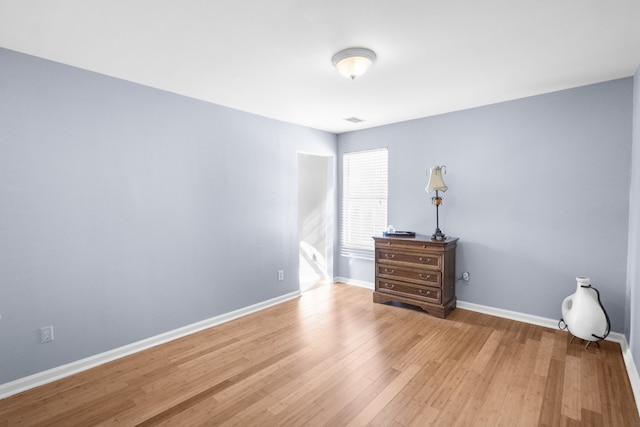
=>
[40,326,54,343]
[278,270,284,281]
[462,272,470,281]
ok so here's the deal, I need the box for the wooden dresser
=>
[372,234,458,318]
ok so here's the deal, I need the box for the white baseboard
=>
[622,342,640,416]
[338,279,639,414]
[334,276,374,289]
[0,290,301,400]
[3,283,639,418]
[459,299,640,416]
[455,300,627,344]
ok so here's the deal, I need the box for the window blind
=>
[341,148,388,259]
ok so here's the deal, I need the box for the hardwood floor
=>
[1,283,638,426]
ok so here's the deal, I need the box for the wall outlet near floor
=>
[278,270,284,281]
[462,272,470,281]
[40,325,54,343]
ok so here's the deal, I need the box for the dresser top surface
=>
[373,234,459,245]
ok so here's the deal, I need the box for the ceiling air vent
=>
[344,117,366,123]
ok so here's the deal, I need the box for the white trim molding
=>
[456,300,628,344]
[3,283,639,418]
[338,280,640,415]
[622,341,640,417]
[0,291,301,400]
[334,276,374,290]
[457,299,639,417]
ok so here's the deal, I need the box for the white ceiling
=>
[1,1,639,134]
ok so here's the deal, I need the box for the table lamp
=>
[425,165,448,240]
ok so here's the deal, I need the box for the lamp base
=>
[431,228,446,241]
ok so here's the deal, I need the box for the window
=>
[341,148,388,259]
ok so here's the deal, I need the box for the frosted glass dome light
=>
[332,48,376,80]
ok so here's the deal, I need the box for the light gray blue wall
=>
[630,67,640,362]
[0,48,336,384]
[337,78,633,333]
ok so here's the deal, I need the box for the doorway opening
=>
[297,153,333,293]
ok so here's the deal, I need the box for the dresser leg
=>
[373,292,455,319]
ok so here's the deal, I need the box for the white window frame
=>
[340,148,388,259]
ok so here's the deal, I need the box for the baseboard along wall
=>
[0,290,301,400]
[2,279,639,419]
[334,277,640,416]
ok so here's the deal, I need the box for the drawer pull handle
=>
[419,290,431,296]
[419,274,431,280]
[384,283,395,289]
[419,257,431,263]
[384,268,395,274]
[385,253,395,259]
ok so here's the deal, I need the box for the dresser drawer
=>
[376,249,441,270]
[376,237,456,251]
[376,264,441,286]
[376,278,442,304]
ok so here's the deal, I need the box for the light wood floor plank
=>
[346,364,421,427]
[561,354,582,421]
[516,338,547,426]
[0,283,637,426]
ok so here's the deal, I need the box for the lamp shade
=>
[332,48,376,80]
[425,165,448,193]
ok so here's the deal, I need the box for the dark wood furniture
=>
[373,234,458,318]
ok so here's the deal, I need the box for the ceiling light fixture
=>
[331,47,376,80]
